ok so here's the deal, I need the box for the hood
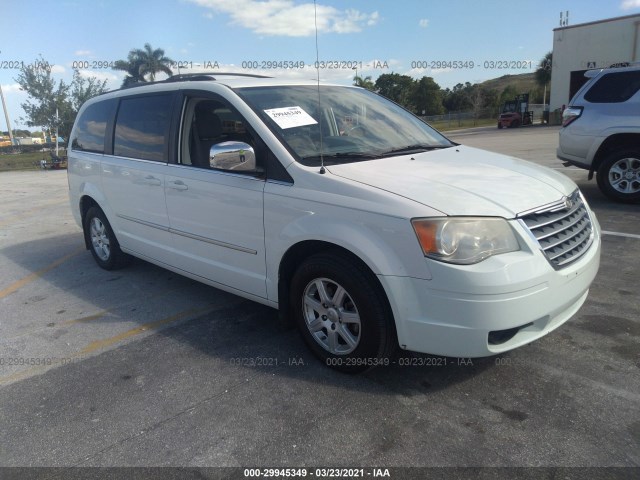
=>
[326,145,577,217]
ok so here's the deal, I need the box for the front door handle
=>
[168,180,188,191]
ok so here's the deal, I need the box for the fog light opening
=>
[488,322,534,345]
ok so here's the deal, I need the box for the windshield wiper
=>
[381,144,452,156]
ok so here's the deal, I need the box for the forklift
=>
[497,93,533,128]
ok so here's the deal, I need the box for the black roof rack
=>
[607,61,640,68]
[163,72,272,82]
[104,72,274,94]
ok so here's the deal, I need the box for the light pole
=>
[0,83,15,145]
[55,107,59,156]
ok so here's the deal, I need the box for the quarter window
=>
[114,95,173,161]
[71,99,115,153]
[584,71,640,103]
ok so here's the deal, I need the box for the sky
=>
[1,0,639,132]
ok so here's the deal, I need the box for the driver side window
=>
[181,97,257,172]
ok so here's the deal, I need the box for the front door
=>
[164,95,267,298]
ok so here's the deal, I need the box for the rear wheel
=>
[84,207,132,270]
[290,252,396,373]
[596,150,640,203]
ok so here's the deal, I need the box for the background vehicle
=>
[557,63,640,203]
[497,93,533,128]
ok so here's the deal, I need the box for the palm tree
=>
[134,43,174,82]
[535,52,552,107]
[113,52,146,87]
[113,44,174,87]
[353,75,375,91]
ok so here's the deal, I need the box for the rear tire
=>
[596,150,640,203]
[290,251,396,373]
[84,206,132,270]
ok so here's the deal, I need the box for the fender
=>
[265,211,432,303]
[587,127,640,179]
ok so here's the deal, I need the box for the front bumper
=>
[379,217,601,357]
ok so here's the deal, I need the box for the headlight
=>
[411,217,520,264]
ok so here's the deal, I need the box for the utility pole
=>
[0,83,15,144]
[55,107,59,156]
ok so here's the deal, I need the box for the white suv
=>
[68,73,601,372]
[557,63,640,203]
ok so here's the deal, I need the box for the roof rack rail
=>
[106,71,274,94]
[163,72,273,82]
[607,61,640,68]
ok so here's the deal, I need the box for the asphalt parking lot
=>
[0,125,638,470]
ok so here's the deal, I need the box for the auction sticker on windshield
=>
[264,106,318,129]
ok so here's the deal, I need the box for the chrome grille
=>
[519,190,594,269]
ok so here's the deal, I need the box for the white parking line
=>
[602,230,640,240]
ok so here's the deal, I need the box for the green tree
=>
[482,88,500,115]
[410,76,443,115]
[442,82,473,112]
[535,52,552,88]
[353,75,375,91]
[374,73,416,109]
[15,56,108,141]
[113,52,146,87]
[113,43,174,86]
[535,51,552,107]
[499,85,518,109]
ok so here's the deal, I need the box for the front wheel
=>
[290,252,396,373]
[596,150,640,203]
[84,206,132,270]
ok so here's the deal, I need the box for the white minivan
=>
[68,73,601,372]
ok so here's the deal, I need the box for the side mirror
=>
[209,141,257,172]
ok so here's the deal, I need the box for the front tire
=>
[596,150,640,203]
[84,206,131,270]
[290,252,396,373]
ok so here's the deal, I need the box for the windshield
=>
[235,85,453,166]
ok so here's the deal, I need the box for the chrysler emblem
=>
[563,196,573,210]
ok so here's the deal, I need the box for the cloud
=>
[77,70,122,90]
[418,18,429,28]
[74,50,92,56]
[0,83,23,94]
[621,0,640,9]
[188,0,379,36]
[77,70,119,82]
[50,64,66,74]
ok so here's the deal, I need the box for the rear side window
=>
[584,71,640,103]
[113,94,173,161]
[71,99,115,153]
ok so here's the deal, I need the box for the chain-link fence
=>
[420,104,550,129]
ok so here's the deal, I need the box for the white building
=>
[550,13,640,111]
